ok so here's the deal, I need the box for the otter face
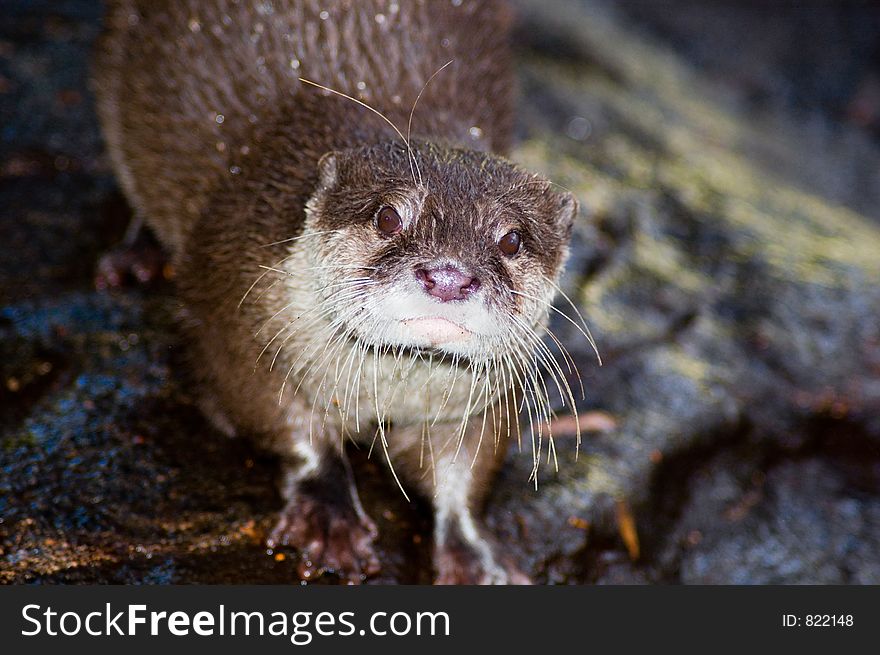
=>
[303,141,576,361]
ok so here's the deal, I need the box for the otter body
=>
[95,0,577,584]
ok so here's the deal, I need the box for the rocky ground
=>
[2,0,879,584]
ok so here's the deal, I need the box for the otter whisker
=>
[542,326,585,398]
[238,250,300,308]
[406,59,455,187]
[497,351,535,454]
[260,292,343,368]
[313,324,369,436]
[318,276,376,292]
[545,278,602,366]
[277,287,373,399]
[258,229,337,249]
[430,351,466,427]
[510,287,600,365]
[246,261,376,322]
[298,264,379,273]
[504,337,553,483]
[495,354,515,448]
[502,178,574,196]
[510,314,571,407]
[255,271,374,340]
[469,360,494,469]
[518,333,580,459]
[260,284,373,369]
[369,337,411,502]
[450,358,482,465]
[506,289,593,456]
[256,264,298,277]
[335,328,366,425]
[292,292,375,391]
[293,320,361,414]
[509,313,580,422]
[298,76,419,185]
[485,357,502,450]
[265,296,354,367]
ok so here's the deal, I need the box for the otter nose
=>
[415,265,480,302]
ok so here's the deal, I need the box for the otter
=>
[93,0,583,584]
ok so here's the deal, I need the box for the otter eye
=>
[498,230,521,257]
[376,206,402,235]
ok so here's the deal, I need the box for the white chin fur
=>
[353,286,500,356]
[400,316,472,345]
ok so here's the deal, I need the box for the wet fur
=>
[94,0,578,584]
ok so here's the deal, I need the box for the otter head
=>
[302,141,576,362]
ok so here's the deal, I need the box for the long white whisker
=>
[545,279,603,366]
[510,287,601,365]
[406,59,455,187]
[258,230,336,248]
[299,76,412,166]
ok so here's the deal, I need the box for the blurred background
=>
[1,0,879,583]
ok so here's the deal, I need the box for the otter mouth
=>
[400,316,474,345]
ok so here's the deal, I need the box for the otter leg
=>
[267,440,380,584]
[392,416,531,585]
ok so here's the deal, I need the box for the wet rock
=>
[2,0,879,584]
[656,451,880,584]
[489,0,880,583]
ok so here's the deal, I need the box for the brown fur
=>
[94,0,515,257]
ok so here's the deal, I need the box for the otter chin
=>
[400,317,474,346]
[94,0,587,585]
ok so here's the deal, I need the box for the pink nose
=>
[415,265,480,302]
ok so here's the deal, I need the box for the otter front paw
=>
[267,492,380,584]
[434,528,531,585]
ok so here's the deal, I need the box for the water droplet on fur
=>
[356,81,367,91]
[375,13,386,24]
[188,17,201,32]
[215,113,225,124]
[469,125,483,139]
[289,58,301,69]
[229,165,242,175]
[452,0,463,6]
[319,10,329,20]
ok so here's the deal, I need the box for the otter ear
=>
[555,191,578,239]
[316,151,338,189]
